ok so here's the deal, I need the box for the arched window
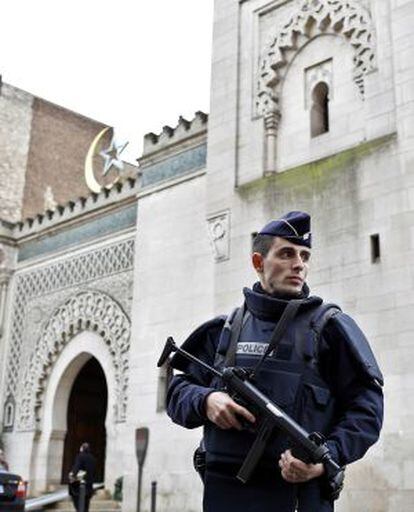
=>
[4,400,14,429]
[310,82,330,137]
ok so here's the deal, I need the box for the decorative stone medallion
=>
[207,211,231,262]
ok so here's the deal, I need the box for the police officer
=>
[166,211,383,512]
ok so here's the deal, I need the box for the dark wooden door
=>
[61,357,108,483]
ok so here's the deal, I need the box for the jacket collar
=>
[243,282,322,321]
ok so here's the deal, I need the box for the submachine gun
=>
[158,337,345,501]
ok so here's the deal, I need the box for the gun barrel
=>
[157,337,177,367]
[163,339,223,378]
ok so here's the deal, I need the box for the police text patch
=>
[236,342,270,356]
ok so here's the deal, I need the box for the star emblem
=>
[99,134,129,176]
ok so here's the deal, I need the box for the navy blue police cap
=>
[259,211,312,248]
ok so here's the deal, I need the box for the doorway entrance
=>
[61,357,108,483]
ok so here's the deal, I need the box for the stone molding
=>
[256,0,376,117]
[17,290,131,431]
[12,177,139,239]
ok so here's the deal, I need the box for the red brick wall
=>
[22,98,117,219]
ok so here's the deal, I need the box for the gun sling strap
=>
[224,299,303,377]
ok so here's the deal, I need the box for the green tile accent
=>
[18,203,137,262]
[142,144,207,187]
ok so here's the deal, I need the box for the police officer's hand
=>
[205,391,256,430]
[279,449,324,483]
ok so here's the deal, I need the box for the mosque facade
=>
[0,1,413,511]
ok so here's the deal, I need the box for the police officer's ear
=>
[252,252,264,274]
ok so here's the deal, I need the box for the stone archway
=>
[17,290,131,432]
[30,332,118,492]
[61,356,108,483]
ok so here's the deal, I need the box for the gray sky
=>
[0,0,214,162]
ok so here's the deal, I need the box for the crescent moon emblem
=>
[84,127,111,193]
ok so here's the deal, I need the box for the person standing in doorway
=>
[69,442,96,512]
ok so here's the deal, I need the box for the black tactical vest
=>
[204,304,338,467]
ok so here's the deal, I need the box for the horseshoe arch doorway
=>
[60,357,108,483]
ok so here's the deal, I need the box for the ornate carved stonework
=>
[207,211,231,262]
[17,290,131,431]
[4,238,135,430]
[0,269,13,332]
[264,111,282,175]
[257,0,376,117]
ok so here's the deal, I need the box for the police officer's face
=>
[252,237,310,296]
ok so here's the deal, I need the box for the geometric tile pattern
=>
[4,238,135,429]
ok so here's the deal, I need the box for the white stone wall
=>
[206,0,244,316]
[123,172,214,512]
[157,0,414,510]
[0,84,33,222]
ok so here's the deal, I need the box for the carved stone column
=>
[0,271,12,340]
[264,110,281,175]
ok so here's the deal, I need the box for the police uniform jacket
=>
[167,283,383,500]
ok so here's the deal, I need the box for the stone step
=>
[48,498,121,510]
[94,489,112,500]
[48,509,120,512]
